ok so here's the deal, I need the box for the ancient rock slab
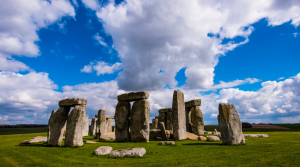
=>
[244,134,269,137]
[218,103,245,145]
[207,136,220,142]
[157,141,175,145]
[166,111,173,130]
[159,108,172,113]
[198,136,207,141]
[106,118,112,133]
[98,109,107,138]
[152,119,158,129]
[109,148,146,158]
[158,111,166,127]
[186,132,199,140]
[172,90,187,140]
[22,136,47,144]
[86,141,98,144]
[185,108,192,133]
[65,105,86,147]
[95,146,113,155]
[49,107,70,146]
[213,129,222,139]
[191,106,204,135]
[115,101,131,142]
[82,116,89,136]
[117,91,149,102]
[90,117,97,136]
[106,115,114,119]
[185,99,201,108]
[160,122,168,140]
[47,110,56,142]
[130,99,150,142]
[99,132,116,140]
[150,129,162,139]
[59,98,87,107]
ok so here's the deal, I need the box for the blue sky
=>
[0,0,300,125]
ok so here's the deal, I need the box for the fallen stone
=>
[115,101,131,142]
[185,99,201,108]
[172,90,187,140]
[160,122,168,140]
[150,129,162,139]
[198,136,207,141]
[95,146,113,155]
[130,99,150,142]
[244,134,269,137]
[204,131,212,134]
[109,148,146,158]
[86,141,98,144]
[213,129,222,139]
[191,106,204,135]
[22,136,47,144]
[186,132,199,140]
[218,103,245,145]
[157,141,175,145]
[49,107,70,146]
[207,136,220,142]
[59,98,87,107]
[117,91,149,102]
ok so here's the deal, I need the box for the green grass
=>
[0,125,299,166]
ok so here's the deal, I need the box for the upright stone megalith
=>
[49,107,70,146]
[130,99,150,142]
[152,119,158,129]
[218,103,245,145]
[65,104,86,147]
[115,101,131,142]
[191,106,204,135]
[98,109,107,138]
[48,110,57,142]
[82,116,89,136]
[159,122,168,140]
[90,117,97,136]
[106,118,112,133]
[172,90,187,140]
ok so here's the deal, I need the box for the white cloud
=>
[81,61,122,75]
[81,0,300,91]
[210,114,218,118]
[93,33,107,46]
[278,77,285,80]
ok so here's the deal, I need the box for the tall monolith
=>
[98,109,107,138]
[115,101,131,142]
[172,90,187,140]
[191,106,204,135]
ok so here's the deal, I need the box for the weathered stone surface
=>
[98,109,107,139]
[158,111,166,127]
[99,132,116,140]
[150,129,162,139]
[90,117,97,136]
[95,119,100,139]
[185,108,192,132]
[191,106,204,135]
[86,141,98,144]
[172,90,187,140]
[109,148,146,158]
[198,136,207,141]
[207,136,220,142]
[152,119,159,129]
[157,141,175,145]
[106,115,114,119]
[115,101,131,142]
[186,132,199,140]
[204,131,212,134]
[159,108,172,113]
[82,116,89,136]
[95,146,113,155]
[59,98,87,107]
[47,110,56,142]
[49,107,70,146]
[159,122,168,140]
[185,99,201,108]
[167,130,174,139]
[213,129,222,139]
[130,99,150,142]
[106,118,112,133]
[218,103,245,145]
[117,91,149,102]
[22,136,47,144]
[166,111,173,130]
[244,134,269,137]
[65,105,86,147]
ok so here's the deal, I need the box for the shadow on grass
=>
[16,142,50,147]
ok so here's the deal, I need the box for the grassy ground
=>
[0,125,299,166]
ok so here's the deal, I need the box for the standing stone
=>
[106,118,112,133]
[47,110,57,142]
[218,103,245,145]
[191,106,204,135]
[152,119,159,129]
[115,101,131,142]
[166,111,173,130]
[172,90,187,140]
[130,99,150,142]
[185,108,192,132]
[90,117,97,136]
[82,116,89,136]
[158,109,167,126]
[48,107,70,146]
[159,122,168,140]
[65,105,86,147]
[98,109,107,138]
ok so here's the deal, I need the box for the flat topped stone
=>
[59,98,87,107]
[117,91,149,101]
[185,99,201,108]
[158,108,172,113]
[106,115,114,119]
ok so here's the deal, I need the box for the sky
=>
[0,0,300,125]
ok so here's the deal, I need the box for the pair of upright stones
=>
[48,98,88,147]
[115,91,150,142]
[185,99,204,135]
[91,110,114,139]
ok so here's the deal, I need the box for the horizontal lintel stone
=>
[158,108,172,113]
[59,98,87,107]
[185,99,201,108]
[106,115,114,119]
[117,91,149,102]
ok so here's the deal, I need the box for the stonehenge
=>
[172,90,187,140]
[90,112,115,140]
[186,99,204,135]
[115,91,150,142]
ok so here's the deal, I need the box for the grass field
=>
[0,125,299,166]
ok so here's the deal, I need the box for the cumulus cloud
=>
[93,33,108,46]
[81,0,300,91]
[81,61,122,75]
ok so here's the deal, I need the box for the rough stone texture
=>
[49,107,70,146]
[198,136,207,141]
[109,148,146,158]
[86,141,98,144]
[191,106,204,135]
[218,103,245,145]
[22,136,47,144]
[59,98,87,107]
[117,91,149,102]
[99,132,116,140]
[159,122,168,140]
[95,119,100,139]
[244,134,269,137]
[94,146,113,155]
[213,129,222,139]
[158,110,167,127]
[97,109,107,139]
[65,105,86,147]
[185,99,201,108]
[150,129,162,139]
[90,117,97,136]
[157,141,175,145]
[207,136,220,142]
[106,118,112,133]
[47,110,56,142]
[82,116,89,136]
[172,90,187,140]
[115,101,131,142]
[167,130,174,139]
[130,99,150,142]
[166,111,173,130]
[186,132,199,140]
[159,108,172,113]
[152,119,159,129]
[106,115,114,119]
[185,108,192,133]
